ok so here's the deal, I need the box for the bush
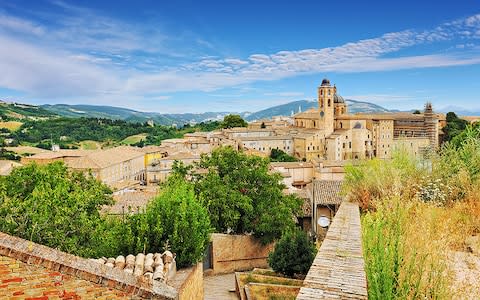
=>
[270,148,298,162]
[0,162,113,257]
[268,229,316,277]
[187,147,302,244]
[105,178,212,268]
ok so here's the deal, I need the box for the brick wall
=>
[211,233,274,275]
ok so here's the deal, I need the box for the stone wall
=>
[170,263,203,300]
[296,201,368,299]
[211,233,274,275]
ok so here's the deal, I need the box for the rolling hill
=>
[40,99,393,125]
[0,100,57,120]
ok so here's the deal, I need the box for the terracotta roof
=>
[294,109,320,119]
[270,162,314,169]
[0,232,178,299]
[310,180,343,205]
[66,146,144,170]
[25,149,94,160]
[237,135,292,141]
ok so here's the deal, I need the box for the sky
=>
[0,0,480,114]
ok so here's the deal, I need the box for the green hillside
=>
[0,101,57,120]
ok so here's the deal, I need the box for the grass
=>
[344,145,480,299]
[78,140,102,150]
[239,273,303,287]
[247,283,300,300]
[121,133,147,145]
[0,121,23,131]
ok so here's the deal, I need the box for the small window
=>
[328,99,331,107]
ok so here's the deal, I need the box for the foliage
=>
[104,178,211,268]
[0,148,21,160]
[175,146,302,244]
[268,229,317,277]
[345,135,480,298]
[220,114,247,128]
[443,112,469,142]
[0,162,113,257]
[270,148,298,162]
[362,197,449,299]
[10,117,221,147]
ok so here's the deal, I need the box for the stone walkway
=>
[204,273,238,300]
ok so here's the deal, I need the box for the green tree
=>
[270,148,298,162]
[181,146,302,244]
[107,177,211,268]
[221,114,248,128]
[413,110,421,114]
[443,112,469,142]
[0,162,113,257]
[268,229,317,277]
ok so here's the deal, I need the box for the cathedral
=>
[291,79,445,161]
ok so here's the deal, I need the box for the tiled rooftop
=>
[0,232,178,299]
[310,180,343,205]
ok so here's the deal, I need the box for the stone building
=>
[292,79,445,161]
[22,146,146,188]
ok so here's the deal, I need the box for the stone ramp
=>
[297,201,367,299]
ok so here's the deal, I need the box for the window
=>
[349,142,352,148]
[343,143,345,149]
[328,90,331,96]
[340,122,343,128]
[320,90,323,96]
[328,99,331,107]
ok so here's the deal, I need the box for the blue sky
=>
[0,0,479,113]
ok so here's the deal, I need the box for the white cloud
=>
[0,14,46,36]
[0,6,480,109]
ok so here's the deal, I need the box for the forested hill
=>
[0,101,57,120]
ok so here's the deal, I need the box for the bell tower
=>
[318,78,335,135]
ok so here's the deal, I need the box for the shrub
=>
[0,162,113,257]
[187,146,302,244]
[106,178,212,268]
[268,229,316,277]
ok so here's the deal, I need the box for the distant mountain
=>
[245,99,393,121]
[31,99,393,125]
[41,104,250,125]
[437,106,480,116]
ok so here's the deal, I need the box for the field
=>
[0,121,23,131]
[121,133,147,145]
[78,140,102,150]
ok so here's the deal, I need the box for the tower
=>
[423,102,438,149]
[318,78,335,135]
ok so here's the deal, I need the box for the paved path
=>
[204,273,238,300]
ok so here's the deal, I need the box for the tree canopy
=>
[221,114,248,129]
[0,162,113,257]
[270,148,298,162]
[175,146,302,244]
[268,229,317,277]
[443,112,469,142]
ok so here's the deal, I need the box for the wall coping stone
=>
[296,201,368,299]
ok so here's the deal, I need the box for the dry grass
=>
[247,283,300,300]
[0,121,23,130]
[346,147,480,299]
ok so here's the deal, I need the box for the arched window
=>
[320,90,323,96]
[328,90,331,96]
[313,121,316,127]
[340,122,343,128]
[328,99,331,107]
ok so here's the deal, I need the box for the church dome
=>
[321,78,330,86]
[334,93,345,104]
